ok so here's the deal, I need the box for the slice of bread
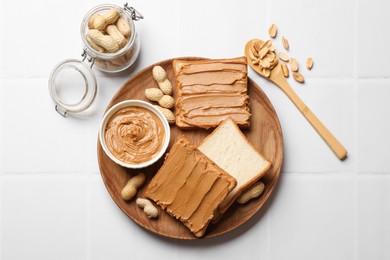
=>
[198,118,271,215]
[144,136,237,237]
[172,57,251,129]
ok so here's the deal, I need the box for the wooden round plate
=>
[97,57,284,239]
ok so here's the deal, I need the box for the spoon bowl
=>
[245,39,286,87]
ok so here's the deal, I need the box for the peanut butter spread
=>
[105,106,165,165]
[144,136,236,237]
[173,57,251,129]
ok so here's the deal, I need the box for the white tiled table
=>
[1,0,389,259]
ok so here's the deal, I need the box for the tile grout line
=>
[263,0,271,258]
[274,171,390,175]
[1,75,390,81]
[266,1,271,259]
[353,0,359,259]
[266,212,271,260]
[0,178,2,259]
[386,192,390,260]
[1,171,389,177]
[86,175,92,260]
[0,172,100,176]
[175,0,181,56]
[353,177,359,260]
[0,95,2,260]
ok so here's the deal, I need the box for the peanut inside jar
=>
[85,7,135,70]
[104,106,165,165]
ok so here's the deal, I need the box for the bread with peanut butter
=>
[198,118,271,217]
[172,57,251,129]
[144,136,237,237]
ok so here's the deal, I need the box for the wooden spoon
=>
[245,39,347,160]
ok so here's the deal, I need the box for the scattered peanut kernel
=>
[293,72,305,83]
[282,36,289,50]
[281,62,289,78]
[279,52,290,62]
[306,57,314,70]
[268,24,278,38]
[289,58,299,72]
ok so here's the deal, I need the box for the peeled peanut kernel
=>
[281,36,289,50]
[116,17,131,38]
[281,62,289,78]
[152,66,173,95]
[289,58,299,72]
[136,198,158,218]
[155,105,175,124]
[145,88,164,102]
[236,182,265,204]
[268,24,277,38]
[158,95,175,109]
[106,24,127,48]
[306,57,314,70]
[87,29,119,53]
[293,72,305,83]
[121,173,145,201]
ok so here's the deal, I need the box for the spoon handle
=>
[279,81,348,160]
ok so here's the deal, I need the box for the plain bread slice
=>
[198,118,271,214]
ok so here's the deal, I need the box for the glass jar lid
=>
[48,59,98,117]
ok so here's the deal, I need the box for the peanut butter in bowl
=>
[99,100,170,169]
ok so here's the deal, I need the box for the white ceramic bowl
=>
[99,100,170,169]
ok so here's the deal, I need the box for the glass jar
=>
[48,3,143,117]
[80,3,142,73]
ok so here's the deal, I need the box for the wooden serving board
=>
[97,57,284,239]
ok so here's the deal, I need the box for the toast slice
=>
[144,136,237,237]
[198,118,271,215]
[172,57,251,129]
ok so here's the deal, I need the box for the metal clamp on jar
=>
[48,3,143,117]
